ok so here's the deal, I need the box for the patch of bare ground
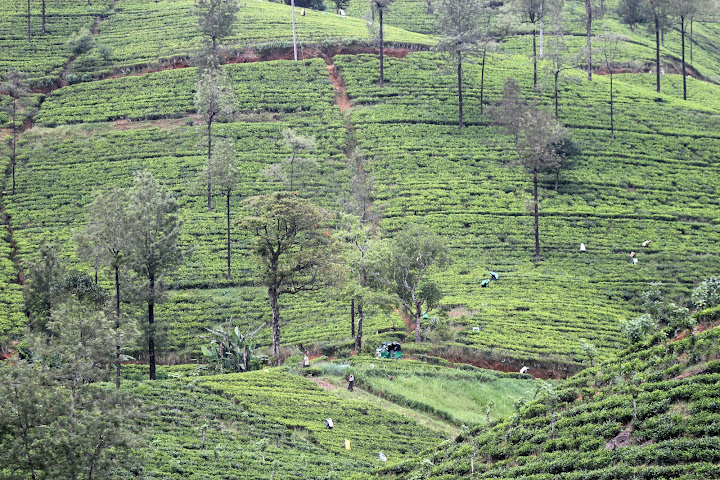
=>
[308,378,338,390]
[112,117,194,130]
[671,322,718,343]
[326,64,352,114]
[89,45,421,84]
[595,61,701,78]
[673,367,708,380]
[605,428,634,450]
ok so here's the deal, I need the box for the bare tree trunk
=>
[226,191,231,279]
[681,17,687,100]
[690,16,694,65]
[207,116,213,211]
[291,0,298,61]
[426,0,433,14]
[289,152,295,192]
[655,15,661,93]
[269,285,281,360]
[27,0,31,43]
[457,50,463,130]
[115,265,121,390]
[533,170,540,262]
[148,273,156,380]
[610,70,614,139]
[355,302,363,351]
[11,101,17,195]
[350,298,355,338]
[379,7,385,87]
[532,27,538,88]
[42,0,46,34]
[415,305,422,342]
[480,48,487,116]
[586,0,592,80]
[554,71,559,119]
[69,375,78,480]
[539,4,544,59]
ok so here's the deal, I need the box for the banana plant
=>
[201,320,266,373]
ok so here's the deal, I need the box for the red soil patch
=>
[673,367,707,381]
[326,64,352,113]
[113,119,133,130]
[83,45,420,84]
[101,61,189,81]
[223,45,414,65]
[112,117,191,130]
[595,62,700,78]
[671,322,717,343]
[436,354,566,380]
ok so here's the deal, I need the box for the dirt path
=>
[326,63,352,115]
[72,44,424,85]
[308,378,338,389]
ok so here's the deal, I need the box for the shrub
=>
[66,28,94,55]
[692,277,720,310]
[621,314,655,344]
[96,44,114,62]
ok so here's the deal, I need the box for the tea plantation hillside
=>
[0,0,431,86]
[2,0,720,375]
[126,367,447,479]
[389,312,720,479]
[347,0,720,80]
[86,358,532,479]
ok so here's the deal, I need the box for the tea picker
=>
[481,271,498,287]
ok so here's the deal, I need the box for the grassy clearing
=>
[316,359,536,426]
[362,375,534,425]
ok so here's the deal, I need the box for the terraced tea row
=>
[0,0,113,85]
[68,0,432,78]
